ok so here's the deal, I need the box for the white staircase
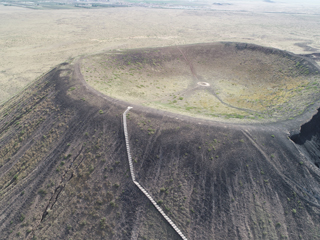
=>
[123,107,188,240]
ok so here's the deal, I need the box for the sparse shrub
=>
[38,189,47,197]
[292,209,297,214]
[80,220,86,226]
[99,110,103,114]
[20,214,25,222]
[100,217,107,229]
[89,165,94,173]
[147,128,155,134]
[13,174,18,181]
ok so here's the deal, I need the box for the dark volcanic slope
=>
[1,59,320,240]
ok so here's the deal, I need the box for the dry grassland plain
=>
[1,1,320,110]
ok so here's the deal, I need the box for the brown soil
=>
[0,55,320,239]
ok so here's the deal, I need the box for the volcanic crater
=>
[81,42,320,122]
[1,43,320,240]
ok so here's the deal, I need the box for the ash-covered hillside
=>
[1,58,320,240]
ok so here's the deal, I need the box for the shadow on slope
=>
[291,108,320,168]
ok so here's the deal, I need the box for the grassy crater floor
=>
[81,42,320,122]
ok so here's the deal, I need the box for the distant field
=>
[0,2,320,104]
[81,42,320,122]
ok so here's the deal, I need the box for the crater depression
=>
[80,42,320,122]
